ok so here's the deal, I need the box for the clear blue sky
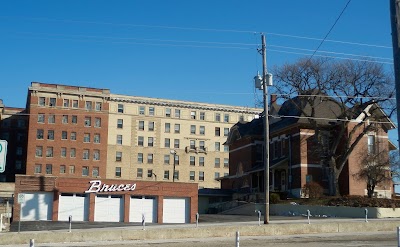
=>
[0,1,394,117]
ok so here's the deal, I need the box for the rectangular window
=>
[62,115,68,124]
[199,141,205,151]
[224,114,230,123]
[38,114,45,123]
[37,129,44,139]
[72,115,78,124]
[84,117,91,127]
[147,153,153,164]
[138,136,144,146]
[116,135,123,145]
[46,164,52,174]
[215,142,220,151]
[175,109,181,118]
[149,107,155,116]
[190,125,196,134]
[148,137,154,147]
[199,171,204,181]
[147,169,153,178]
[139,121,145,131]
[224,158,229,168]
[95,102,102,111]
[70,148,76,158]
[215,172,220,179]
[190,156,195,166]
[174,124,180,133]
[200,112,205,120]
[165,108,171,117]
[116,151,122,161]
[47,130,54,140]
[215,113,221,122]
[164,170,170,180]
[61,147,67,157]
[137,168,143,178]
[117,119,123,128]
[191,111,196,119]
[165,123,170,133]
[118,104,124,113]
[199,157,205,166]
[60,165,66,174]
[94,118,101,127]
[39,97,46,106]
[16,147,22,156]
[368,135,375,154]
[115,167,121,177]
[174,139,180,148]
[224,145,229,152]
[83,149,89,160]
[69,165,75,174]
[35,164,42,173]
[72,100,78,108]
[190,171,195,181]
[48,114,55,124]
[46,147,53,157]
[93,150,100,160]
[148,121,155,131]
[224,128,229,136]
[215,158,220,168]
[139,106,145,115]
[138,153,143,163]
[17,120,25,128]
[85,101,92,110]
[49,98,56,107]
[92,167,99,177]
[36,146,43,157]
[215,127,220,136]
[164,138,170,148]
[190,140,196,149]
[164,155,170,164]
[70,132,77,140]
[94,134,100,143]
[82,166,89,176]
[199,126,205,135]
[84,133,90,143]
[174,170,179,181]
[174,155,180,165]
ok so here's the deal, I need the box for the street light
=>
[170,150,177,182]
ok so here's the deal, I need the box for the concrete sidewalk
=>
[1,218,400,246]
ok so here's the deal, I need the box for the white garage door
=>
[58,193,89,221]
[163,198,190,223]
[20,192,53,221]
[94,195,123,222]
[129,196,157,223]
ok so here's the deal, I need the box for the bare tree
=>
[272,58,395,196]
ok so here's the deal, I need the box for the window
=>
[47,130,54,140]
[49,98,56,107]
[70,148,76,158]
[70,132,77,140]
[368,135,376,154]
[215,127,220,136]
[190,171,195,181]
[137,153,143,163]
[215,142,220,151]
[94,118,101,127]
[148,137,154,147]
[165,123,171,133]
[115,167,121,177]
[200,112,205,120]
[164,155,170,164]
[95,102,102,111]
[117,119,123,128]
[35,146,43,157]
[174,124,180,133]
[84,117,91,127]
[61,131,68,140]
[72,100,78,108]
[190,125,196,134]
[215,172,220,179]
[37,129,44,139]
[61,147,67,157]
[164,170,170,180]
[138,136,144,146]
[46,164,52,174]
[190,140,195,149]
[118,104,124,113]
[174,139,180,148]
[139,121,145,131]
[116,135,123,145]
[199,171,204,181]
[94,134,100,143]
[149,121,155,131]
[137,168,143,178]
[190,156,195,166]
[48,114,55,124]
[63,99,69,107]
[82,166,89,176]
[35,164,42,173]
[149,107,155,116]
[69,165,75,174]
[62,115,68,124]
[17,133,24,142]
[92,167,99,177]
[215,113,221,122]
[17,120,25,128]
[83,149,90,160]
[199,141,205,151]
[224,158,229,168]
[165,108,171,117]
[199,157,205,166]
[174,170,179,181]
[239,115,244,122]
[199,126,205,135]
[16,147,22,156]
[60,165,66,174]
[116,151,122,161]
[215,158,220,168]
[72,115,77,124]
[38,114,45,123]
[175,109,181,118]
[224,145,229,152]
[39,97,46,106]
[191,111,196,119]
[174,155,180,165]
[224,172,229,177]
[164,138,170,148]
[224,114,229,123]
[139,106,145,115]
[147,169,153,178]
[85,101,92,110]
[147,153,153,164]
[93,150,100,160]
[224,128,229,136]
[46,147,53,157]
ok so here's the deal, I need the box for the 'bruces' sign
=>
[85,180,137,193]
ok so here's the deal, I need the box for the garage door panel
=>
[129,196,157,223]
[94,195,123,222]
[58,193,89,221]
[21,192,53,221]
[163,198,189,223]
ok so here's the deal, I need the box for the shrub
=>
[302,182,324,199]
[270,193,280,204]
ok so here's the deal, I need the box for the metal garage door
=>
[58,193,89,221]
[94,195,123,222]
[163,197,190,223]
[129,196,157,223]
[20,192,53,221]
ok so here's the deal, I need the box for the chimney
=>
[270,94,277,104]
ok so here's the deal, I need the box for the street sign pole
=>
[18,193,25,233]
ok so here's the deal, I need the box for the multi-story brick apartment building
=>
[222,95,396,198]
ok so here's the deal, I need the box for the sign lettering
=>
[85,180,137,193]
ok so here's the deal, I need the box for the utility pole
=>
[391,0,400,148]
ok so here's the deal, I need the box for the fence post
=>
[196,213,199,228]
[235,231,240,247]
[307,209,311,224]
[68,215,72,232]
[29,239,35,247]
[365,208,368,223]
[142,213,146,230]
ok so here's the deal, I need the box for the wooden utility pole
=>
[391,0,400,146]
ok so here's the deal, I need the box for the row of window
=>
[38,97,103,111]
[133,152,228,167]
[35,146,101,160]
[1,119,26,128]
[34,163,99,177]
[36,129,101,143]
[37,114,102,127]
[125,167,227,181]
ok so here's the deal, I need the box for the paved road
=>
[5,231,398,247]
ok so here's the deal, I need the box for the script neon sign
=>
[85,180,137,193]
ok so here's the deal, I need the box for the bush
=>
[302,182,324,199]
[270,193,280,204]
